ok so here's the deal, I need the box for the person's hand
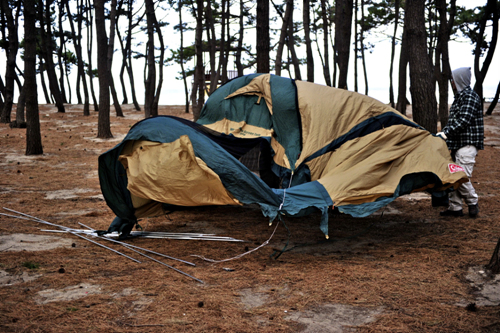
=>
[436,132,447,140]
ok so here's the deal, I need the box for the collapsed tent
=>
[99,73,468,237]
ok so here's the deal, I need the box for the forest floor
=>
[1,102,500,332]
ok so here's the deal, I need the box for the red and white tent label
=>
[448,163,465,173]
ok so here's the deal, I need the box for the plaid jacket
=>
[442,86,484,150]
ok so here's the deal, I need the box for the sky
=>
[153,0,499,106]
[0,1,498,107]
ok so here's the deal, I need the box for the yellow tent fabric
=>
[212,74,468,208]
[99,73,470,238]
[118,136,241,209]
[295,80,398,169]
[317,124,466,206]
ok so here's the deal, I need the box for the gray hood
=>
[452,67,471,93]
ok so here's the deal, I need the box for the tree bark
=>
[38,59,51,104]
[320,0,331,86]
[144,0,156,118]
[66,0,90,116]
[57,1,68,104]
[178,0,190,113]
[397,28,409,115]
[389,0,400,108]
[217,0,227,83]
[86,0,99,111]
[115,0,128,105]
[205,0,218,94]
[40,0,65,113]
[191,0,205,121]
[303,0,314,82]
[335,0,353,89]
[235,0,245,76]
[360,0,368,95]
[125,0,142,111]
[473,0,498,113]
[95,0,113,138]
[485,80,500,116]
[354,0,358,92]
[0,76,4,114]
[152,7,165,116]
[275,0,293,77]
[24,0,43,155]
[405,0,437,132]
[435,0,455,129]
[0,0,20,123]
[287,4,301,80]
[256,0,270,73]
[15,86,25,125]
[108,0,123,117]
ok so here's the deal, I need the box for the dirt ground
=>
[1,102,500,332]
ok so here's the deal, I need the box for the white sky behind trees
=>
[0,0,498,106]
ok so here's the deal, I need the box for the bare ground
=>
[1,103,500,332]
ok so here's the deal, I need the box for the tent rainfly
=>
[99,74,468,238]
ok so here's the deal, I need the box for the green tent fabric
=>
[99,74,468,237]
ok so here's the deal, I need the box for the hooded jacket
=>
[443,67,484,150]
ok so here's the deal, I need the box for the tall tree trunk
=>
[0,76,4,113]
[15,86,25,125]
[389,0,400,108]
[118,47,128,105]
[178,0,190,113]
[287,4,301,80]
[24,0,42,155]
[108,0,123,117]
[110,78,123,116]
[405,0,437,132]
[0,0,20,123]
[86,0,99,111]
[354,0,358,92]
[435,0,455,129]
[57,1,68,104]
[217,0,227,83]
[222,0,230,81]
[235,0,245,76]
[205,0,218,94]
[95,0,113,138]
[303,0,314,82]
[40,0,65,113]
[360,0,368,94]
[256,0,269,73]
[38,59,51,104]
[144,0,156,118]
[78,0,90,115]
[397,28,409,115]
[275,0,294,77]
[313,27,327,77]
[473,0,498,113]
[335,0,353,89]
[485,80,500,115]
[320,0,331,86]
[63,43,72,104]
[191,0,205,121]
[66,0,90,116]
[125,0,141,111]
[116,0,128,105]
[152,7,164,116]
